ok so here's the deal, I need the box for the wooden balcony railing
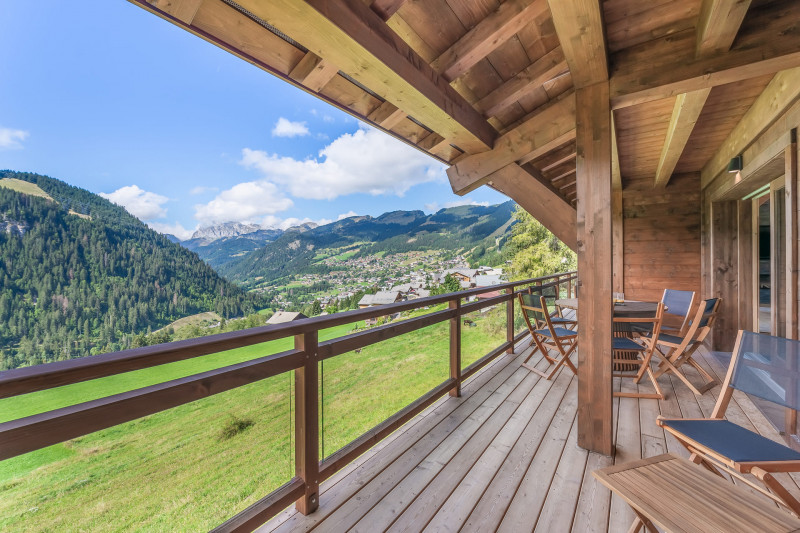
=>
[0,271,576,532]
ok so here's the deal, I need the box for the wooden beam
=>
[475,47,568,118]
[696,0,753,58]
[575,81,613,455]
[611,113,621,190]
[611,5,800,110]
[229,0,497,152]
[147,0,203,24]
[702,67,800,188]
[710,201,739,351]
[612,189,624,294]
[288,51,340,92]
[487,164,577,250]
[541,151,576,173]
[547,0,608,87]
[654,89,712,188]
[447,94,576,195]
[294,332,319,514]
[370,0,407,21]
[367,100,406,129]
[787,130,799,340]
[517,130,576,167]
[431,0,549,82]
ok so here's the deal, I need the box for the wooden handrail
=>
[0,274,573,398]
[0,270,576,531]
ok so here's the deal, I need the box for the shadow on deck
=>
[260,336,799,533]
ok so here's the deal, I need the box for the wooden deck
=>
[260,336,800,533]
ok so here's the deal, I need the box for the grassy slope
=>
[0,307,509,532]
[0,178,54,200]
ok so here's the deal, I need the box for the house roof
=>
[267,311,307,324]
[359,291,402,306]
[475,274,503,287]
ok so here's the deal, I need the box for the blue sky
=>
[0,0,507,239]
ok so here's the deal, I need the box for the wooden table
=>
[555,298,660,317]
[593,454,800,533]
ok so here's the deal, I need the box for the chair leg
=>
[752,467,800,517]
[653,355,704,395]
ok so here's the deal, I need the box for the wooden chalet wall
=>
[702,91,800,350]
[622,173,702,302]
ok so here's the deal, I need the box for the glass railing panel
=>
[319,320,449,460]
[0,372,294,532]
[461,298,507,370]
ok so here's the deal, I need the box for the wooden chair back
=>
[518,293,558,338]
[673,298,720,352]
[661,289,696,334]
[712,329,800,419]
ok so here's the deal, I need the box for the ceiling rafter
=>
[696,0,753,58]
[447,94,577,195]
[652,0,752,188]
[611,3,800,110]
[430,0,549,82]
[475,47,568,118]
[653,89,712,188]
[702,67,800,188]
[288,51,340,92]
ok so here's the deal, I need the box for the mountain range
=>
[197,201,517,286]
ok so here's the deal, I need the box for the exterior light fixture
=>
[727,154,743,173]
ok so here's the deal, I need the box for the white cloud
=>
[100,185,169,220]
[240,126,445,200]
[425,198,489,213]
[189,185,218,195]
[272,117,309,138]
[0,127,29,150]
[148,221,196,240]
[337,211,358,220]
[194,181,293,225]
[260,215,333,230]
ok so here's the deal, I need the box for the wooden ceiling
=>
[130,0,800,237]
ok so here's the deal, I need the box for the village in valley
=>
[262,248,506,325]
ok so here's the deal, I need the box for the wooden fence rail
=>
[0,271,576,531]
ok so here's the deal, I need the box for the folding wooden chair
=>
[660,288,696,334]
[518,293,577,380]
[632,289,695,337]
[649,297,721,395]
[658,330,800,517]
[613,302,666,399]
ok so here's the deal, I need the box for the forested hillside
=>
[0,171,261,370]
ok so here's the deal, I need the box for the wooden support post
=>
[506,288,515,354]
[612,189,624,294]
[738,199,754,332]
[449,299,461,397]
[786,129,799,340]
[294,331,319,515]
[576,81,614,455]
[787,130,799,442]
[711,201,739,351]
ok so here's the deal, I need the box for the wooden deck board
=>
[261,343,800,533]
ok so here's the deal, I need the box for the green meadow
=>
[0,305,514,532]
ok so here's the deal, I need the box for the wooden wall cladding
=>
[622,173,702,302]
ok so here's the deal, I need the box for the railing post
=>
[449,299,461,397]
[567,276,573,298]
[506,287,515,354]
[294,331,319,515]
